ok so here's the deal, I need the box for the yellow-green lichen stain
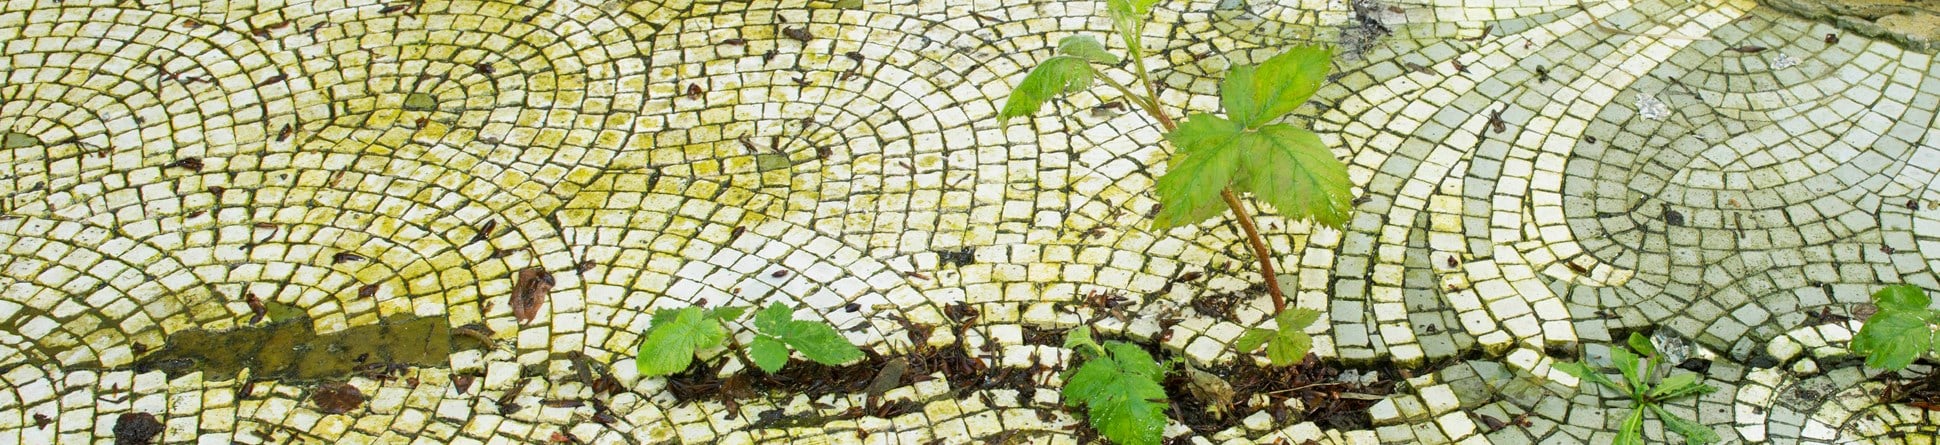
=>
[1,131,37,149]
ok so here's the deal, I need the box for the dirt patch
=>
[1165,354,1399,433]
[1880,366,1940,411]
[666,323,1043,424]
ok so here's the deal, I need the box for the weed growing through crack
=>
[1555,332,1720,445]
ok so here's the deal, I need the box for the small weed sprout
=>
[1555,332,1720,445]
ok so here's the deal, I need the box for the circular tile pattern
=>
[2,0,1940,443]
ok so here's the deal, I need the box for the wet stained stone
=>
[112,412,163,445]
[132,315,489,381]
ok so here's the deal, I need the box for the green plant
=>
[1233,307,1320,366]
[999,0,1352,348]
[1852,284,1939,371]
[747,302,865,373]
[1062,328,1169,445]
[1555,333,1719,445]
[634,303,861,377]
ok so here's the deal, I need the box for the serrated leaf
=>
[1265,332,1311,366]
[1066,327,1105,358]
[1062,340,1168,445]
[1647,373,1716,402]
[1221,46,1333,128]
[711,305,750,322]
[1104,0,1160,58]
[1627,332,1657,358]
[749,336,790,373]
[779,319,863,366]
[1000,56,1094,121]
[1614,408,1646,445]
[1058,35,1119,64]
[752,303,793,334]
[1152,114,1245,229]
[1104,342,1165,381]
[1105,0,1159,21]
[636,307,728,376]
[1235,328,1274,353]
[1648,404,1722,445]
[1274,308,1322,331]
[1238,125,1354,228]
[1873,284,1932,312]
[1554,361,1622,393]
[1611,347,1642,396]
[751,303,864,367]
[1647,373,1697,398]
[1853,309,1933,371]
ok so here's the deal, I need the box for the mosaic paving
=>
[2,0,1939,443]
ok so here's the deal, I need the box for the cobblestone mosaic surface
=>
[3,0,1939,443]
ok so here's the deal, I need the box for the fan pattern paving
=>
[2,0,1938,443]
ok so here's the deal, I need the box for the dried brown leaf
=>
[312,382,365,414]
[511,266,554,324]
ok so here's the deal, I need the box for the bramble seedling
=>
[1000,0,1351,364]
[1851,284,1939,371]
[1063,327,1170,445]
[1006,1,1353,441]
[747,302,865,373]
[634,303,860,377]
[1555,332,1720,445]
[1234,307,1321,366]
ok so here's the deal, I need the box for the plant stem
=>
[1116,62,1287,313]
[1095,76,1164,121]
[1223,190,1287,312]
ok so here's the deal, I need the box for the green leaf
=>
[1873,285,1932,312]
[1610,347,1642,396]
[778,318,864,366]
[1062,340,1169,445]
[1057,35,1119,64]
[1853,309,1933,371]
[1235,328,1274,353]
[999,56,1094,121]
[750,302,863,367]
[1647,373,1696,398]
[710,305,750,322]
[1627,332,1657,359]
[1265,332,1311,366]
[749,336,790,373]
[1647,373,1717,401]
[1221,46,1333,128]
[1274,308,1322,331]
[1151,114,1246,229]
[1105,0,1159,23]
[1238,125,1354,228]
[1614,407,1646,445]
[1648,404,1722,445]
[1104,0,1159,58]
[1066,326,1105,358]
[1103,342,1165,381]
[752,303,793,334]
[1554,361,1622,393]
[636,307,729,376]
[1152,117,1353,229]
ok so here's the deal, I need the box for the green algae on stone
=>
[2,131,39,149]
[133,314,490,381]
[403,92,439,111]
